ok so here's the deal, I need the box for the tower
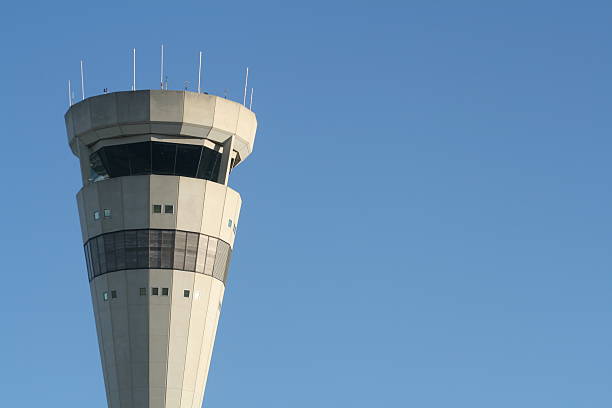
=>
[64,90,257,407]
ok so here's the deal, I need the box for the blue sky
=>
[1,1,611,406]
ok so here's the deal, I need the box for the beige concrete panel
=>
[149,387,166,408]
[119,123,152,136]
[149,269,172,392]
[176,178,206,232]
[76,191,89,243]
[82,183,102,239]
[180,390,195,408]
[89,93,118,129]
[150,90,184,124]
[180,124,212,138]
[116,91,150,125]
[94,275,121,407]
[126,270,149,398]
[97,178,125,233]
[107,271,132,401]
[192,278,223,407]
[65,110,77,155]
[219,188,241,247]
[165,388,182,408]
[90,280,112,405]
[166,271,194,393]
[212,97,239,135]
[121,176,150,230]
[236,105,257,147]
[133,388,148,408]
[150,175,179,229]
[71,99,92,136]
[201,181,227,238]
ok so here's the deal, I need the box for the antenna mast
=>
[160,44,164,89]
[68,80,72,107]
[249,88,254,110]
[242,67,249,106]
[80,60,85,100]
[132,48,136,91]
[198,51,203,93]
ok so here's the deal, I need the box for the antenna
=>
[80,60,85,100]
[160,44,164,89]
[68,80,72,107]
[198,51,203,93]
[132,48,136,91]
[249,88,254,110]
[242,67,249,106]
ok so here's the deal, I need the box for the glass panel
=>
[212,240,229,281]
[152,142,177,175]
[195,235,208,273]
[89,238,99,277]
[184,232,199,272]
[114,231,126,270]
[175,144,202,177]
[89,150,108,182]
[149,230,162,268]
[223,249,233,284]
[162,288,169,296]
[173,231,187,270]
[184,290,190,298]
[124,230,139,269]
[128,142,151,175]
[100,144,131,177]
[84,245,92,280]
[153,204,162,213]
[161,230,175,268]
[137,230,149,268]
[204,238,217,276]
[152,287,159,296]
[164,205,174,214]
[104,234,116,272]
[96,236,106,275]
[197,147,222,181]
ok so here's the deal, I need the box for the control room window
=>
[111,290,117,299]
[104,209,111,217]
[162,288,169,296]
[94,211,100,220]
[152,287,159,296]
[153,204,162,214]
[164,205,174,214]
[139,287,147,296]
[184,290,190,298]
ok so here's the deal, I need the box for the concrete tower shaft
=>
[65,90,257,408]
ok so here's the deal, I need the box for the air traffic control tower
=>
[65,90,257,407]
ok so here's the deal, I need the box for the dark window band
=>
[84,229,232,284]
[89,141,222,182]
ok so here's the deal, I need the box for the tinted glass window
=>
[85,229,233,284]
[89,142,222,182]
[152,142,176,175]
[175,145,202,177]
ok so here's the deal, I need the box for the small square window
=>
[104,209,111,217]
[164,205,174,214]
[153,204,162,213]
[94,211,100,220]
[162,288,169,296]
[102,291,109,301]
[228,219,232,228]
[139,287,147,296]
[111,290,117,299]
[152,287,159,296]
[184,290,190,298]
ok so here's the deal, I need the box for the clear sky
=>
[1,1,611,407]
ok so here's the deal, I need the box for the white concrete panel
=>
[212,97,239,136]
[165,388,182,408]
[166,271,194,391]
[149,269,172,392]
[150,90,184,123]
[90,280,112,405]
[82,183,102,239]
[149,386,166,408]
[76,191,88,243]
[121,176,150,230]
[71,99,92,136]
[150,176,179,230]
[89,93,118,130]
[183,92,216,127]
[236,105,257,147]
[201,181,227,238]
[176,178,206,232]
[107,271,132,401]
[127,270,149,395]
[116,91,150,125]
[219,188,240,247]
[97,178,125,233]
[180,390,195,408]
